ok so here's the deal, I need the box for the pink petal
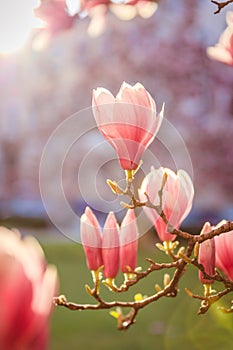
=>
[120,210,138,273]
[198,222,215,284]
[215,223,233,281]
[80,207,103,270]
[102,212,119,278]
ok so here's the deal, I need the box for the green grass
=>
[42,240,233,350]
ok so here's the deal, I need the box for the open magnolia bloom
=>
[92,82,164,171]
[139,167,194,242]
[215,220,233,281]
[207,11,233,66]
[0,227,58,350]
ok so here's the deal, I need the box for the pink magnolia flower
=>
[0,227,58,350]
[80,207,103,271]
[92,82,164,171]
[198,222,215,284]
[120,209,138,273]
[102,212,120,279]
[207,11,233,66]
[139,167,194,242]
[215,220,233,281]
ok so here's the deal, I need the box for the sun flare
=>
[0,0,43,54]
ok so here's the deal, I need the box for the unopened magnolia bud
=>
[155,284,162,292]
[120,201,133,209]
[198,222,215,284]
[107,179,124,195]
[172,241,179,250]
[163,273,170,287]
[155,243,165,252]
[194,242,199,259]
[120,210,138,273]
[134,293,143,301]
[177,246,185,256]
[109,310,119,319]
[85,284,93,296]
[178,252,191,263]
[55,295,67,305]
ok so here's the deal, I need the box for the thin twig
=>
[211,0,233,14]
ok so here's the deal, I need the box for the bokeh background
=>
[0,0,232,349]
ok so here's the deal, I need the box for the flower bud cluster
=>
[81,207,138,278]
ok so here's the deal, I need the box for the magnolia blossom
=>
[80,207,103,271]
[198,222,215,284]
[120,209,138,273]
[0,227,58,350]
[207,11,233,66]
[102,212,120,279]
[215,220,233,281]
[92,82,163,171]
[81,208,120,278]
[139,167,194,241]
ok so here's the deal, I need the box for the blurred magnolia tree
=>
[0,0,232,223]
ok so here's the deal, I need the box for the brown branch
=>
[105,259,178,293]
[54,252,192,330]
[123,183,233,244]
[187,257,233,288]
[211,0,233,14]
[196,221,233,243]
[219,300,233,313]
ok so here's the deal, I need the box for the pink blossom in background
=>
[139,167,194,242]
[215,220,233,281]
[80,207,103,271]
[0,227,58,350]
[207,11,233,66]
[120,209,138,273]
[65,0,158,19]
[102,212,120,279]
[110,1,158,21]
[198,222,215,284]
[35,0,77,34]
[92,82,163,170]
